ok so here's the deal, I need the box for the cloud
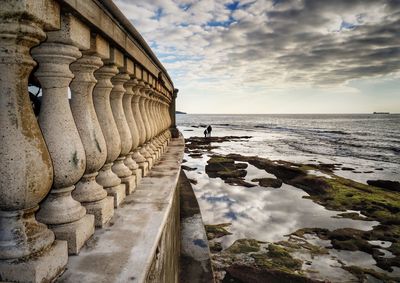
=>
[114,0,400,90]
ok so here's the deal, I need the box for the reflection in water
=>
[180,124,399,281]
[184,153,378,249]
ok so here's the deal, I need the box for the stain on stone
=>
[193,239,207,248]
[95,136,101,153]
[72,150,79,166]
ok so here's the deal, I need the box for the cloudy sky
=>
[115,0,400,114]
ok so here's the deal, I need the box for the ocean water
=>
[177,113,400,282]
[177,114,400,182]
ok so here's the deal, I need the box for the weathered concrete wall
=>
[179,170,215,283]
[146,186,180,283]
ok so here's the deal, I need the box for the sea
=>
[177,113,400,282]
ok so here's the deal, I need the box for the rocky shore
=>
[183,136,400,283]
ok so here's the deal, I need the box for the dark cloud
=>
[115,0,400,87]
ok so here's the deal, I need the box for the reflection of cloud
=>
[115,0,400,90]
[186,162,377,248]
[182,148,378,249]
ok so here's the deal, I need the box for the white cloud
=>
[115,0,400,113]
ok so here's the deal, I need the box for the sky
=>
[114,0,400,114]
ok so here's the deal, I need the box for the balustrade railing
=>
[0,1,176,282]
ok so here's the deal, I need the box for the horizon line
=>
[176,112,399,115]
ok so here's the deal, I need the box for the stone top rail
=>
[59,0,175,94]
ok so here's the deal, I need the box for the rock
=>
[225,178,256,188]
[189,153,202,158]
[182,165,196,171]
[289,175,331,195]
[225,264,323,283]
[205,162,235,172]
[235,163,248,169]
[367,180,400,192]
[341,167,355,171]
[253,178,282,188]
[205,223,232,240]
[209,241,223,253]
[205,156,236,173]
[217,169,247,179]
[225,239,262,254]
[188,178,198,185]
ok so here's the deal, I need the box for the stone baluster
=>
[145,85,159,161]
[132,81,151,176]
[163,100,171,144]
[93,49,126,208]
[110,56,136,195]
[142,83,157,162]
[0,3,68,281]
[137,81,155,169]
[152,93,164,156]
[157,94,166,148]
[123,76,143,184]
[32,14,95,255]
[69,34,114,228]
[157,96,166,152]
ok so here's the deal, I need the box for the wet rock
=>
[226,239,263,254]
[289,175,331,195]
[209,241,223,253]
[341,167,355,171]
[225,264,322,283]
[205,223,232,240]
[235,163,248,169]
[182,165,197,171]
[252,178,282,188]
[332,212,370,221]
[205,156,236,173]
[343,265,400,282]
[367,180,400,192]
[217,169,247,179]
[189,153,203,158]
[225,178,256,188]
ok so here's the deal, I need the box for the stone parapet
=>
[0,1,178,282]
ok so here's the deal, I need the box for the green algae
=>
[343,265,400,283]
[276,239,329,258]
[205,223,232,240]
[251,244,303,273]
[225,239,263,254]
[207,156,235,164]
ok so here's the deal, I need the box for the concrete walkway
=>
[58,137,184,283]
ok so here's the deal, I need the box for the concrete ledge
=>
[58,137,184,283]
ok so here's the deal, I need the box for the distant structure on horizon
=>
[176,111,187,114]
[373,112,390,114]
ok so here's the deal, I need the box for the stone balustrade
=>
[0,1,178,282]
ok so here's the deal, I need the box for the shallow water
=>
[184,154,378,249]
[178,114,400,281]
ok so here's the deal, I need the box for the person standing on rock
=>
[207,125,212,137]
[204,129,208,138]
